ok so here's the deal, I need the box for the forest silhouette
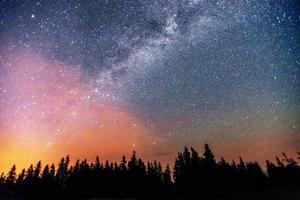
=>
[0,144,300,199]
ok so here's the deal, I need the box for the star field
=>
[0,0,299,172]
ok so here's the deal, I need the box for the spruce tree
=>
[6,165,17,187]
[163,164,172,185]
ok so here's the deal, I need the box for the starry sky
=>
[0,0,299,172]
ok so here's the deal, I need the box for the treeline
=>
[0,144,300,199]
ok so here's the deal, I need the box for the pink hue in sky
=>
[0,47,161,173]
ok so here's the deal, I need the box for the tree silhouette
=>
[5,164,16,195]
[203,143,216,166]
[0,144,300,199]
[56,155,70,186]
[34,161,42,180]
[16,169,25,185]
[120,155,127,172]
[163,164,172,186]
[173,152,184,188]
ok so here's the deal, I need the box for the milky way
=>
[0,0,299,172]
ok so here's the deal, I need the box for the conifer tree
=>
[34,161,42,180]
[163,164,172,185]
[203,143,216,166]
[120,155,127,172]
[25,164,34,183]
[16,169,26,184]
[41,165,50,181]
[95,156,101,171]
[173,152,184,186]
[128,151,138,172]
[6,165,17,187]
[49,163,56,179]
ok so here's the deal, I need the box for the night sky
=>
[0,0,299,172]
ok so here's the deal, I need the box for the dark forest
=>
[0,144,299,199]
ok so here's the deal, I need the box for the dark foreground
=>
[1,144,300,199]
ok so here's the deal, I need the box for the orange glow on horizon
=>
[0,49,161,173]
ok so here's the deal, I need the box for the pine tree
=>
[247,161,266,183]
[163,164,172,185]
[49,163,56,179]
[25,164,34,183]
[15,168,26,194]
[157,162,162,180]
[73,160,80,175]
[183,146,191,165]
[203,143,215,166]
[173,152,184,186]
[114,162,120,173]
[276,156,285,168]
[238,157,246,174]
[6,165,17,186]
[95,156,101,171]
[42,165,50,181]
[266,160,275,177]
[137,158,146,175]
[0,172,5,189]
[34,160,42,180]
[56,155,70,184]
[16,169,26,184]
[56,157,65,181]
[104,160,111,173]
[120,155,127,172]
[191,147,201,167]
[128,151,138,172]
